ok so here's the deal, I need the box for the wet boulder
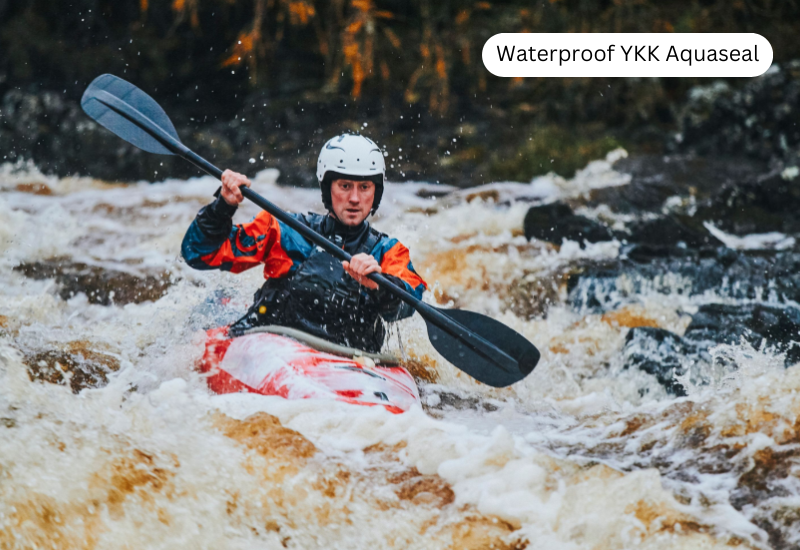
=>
[623,327,692,397]
[585,153,799,245]
[0,88,179,181]
[568,249,800,311]
[0,88,252,183]
[693,170,800,237]
[623,303,800,396]
[675,60,800,166]
[621,243,720,263]
[522,154,781,252]
[22,341,121,394]
[14,257,172,305]
[589,154,766,215]
[684,303,800,365]
[523,202,613,246]
[624,215,723,248]
[565,266,624,311]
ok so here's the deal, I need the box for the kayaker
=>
[181,134,427,353]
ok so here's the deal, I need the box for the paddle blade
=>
[425,308,540,388]
[81,74,179,155]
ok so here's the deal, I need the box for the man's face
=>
[330,179,375,226]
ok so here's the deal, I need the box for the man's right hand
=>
[220,170,251,206]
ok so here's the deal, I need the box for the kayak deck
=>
[199,327,420,413]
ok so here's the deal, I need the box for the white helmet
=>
[317,134,386,214]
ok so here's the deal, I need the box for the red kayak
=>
[199,327,420,414]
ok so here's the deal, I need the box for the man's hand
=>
[220,170,251,206]
[343,253,381,290]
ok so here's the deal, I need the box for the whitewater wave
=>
[1,150,797,548]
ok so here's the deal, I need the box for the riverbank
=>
[3,60,799,189]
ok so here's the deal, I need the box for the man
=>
[181,134,427,353]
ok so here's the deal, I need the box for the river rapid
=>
[1,151,798,549]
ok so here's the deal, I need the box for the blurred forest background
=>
[1,0,799,185]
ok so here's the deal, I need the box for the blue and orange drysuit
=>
[181,193,427,352]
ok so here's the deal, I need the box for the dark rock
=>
[525,152,800,253]
[568,249,800,311]
[623,327,691,396]
[566,267,623,311]
[693,170,800,236]
[625,215,723,248]
[0,89,194,181]
[416,187,453,199]
[622,243,713,263]
[14,257,172,305]
[22,341,120,394]
[418,387,500,416]
[585,153,800,244]
[675,61,800,166]
[685,303,800,365]
[623,304,800,395]
[592,154,766,214]
[524,202,613,245]
[505,267,570,319]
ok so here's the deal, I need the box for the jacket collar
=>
[322,214,370,254]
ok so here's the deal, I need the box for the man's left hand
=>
[343,253,381,290]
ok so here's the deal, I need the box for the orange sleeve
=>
[379,242,427,292]
[199,211,287,274]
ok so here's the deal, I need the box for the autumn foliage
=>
[130,0,800,115]
[1,0,799,121]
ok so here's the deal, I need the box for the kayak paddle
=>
[80,74,540,387]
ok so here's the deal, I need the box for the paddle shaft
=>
[93,89,517,373]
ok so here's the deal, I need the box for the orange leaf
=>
[347,20,364,34]
[435,45,447,79]
[342,40,364,98]
[455,10,470,24]
[221,52,242,68]
[374,10,394,19]
[140,0,149,12]
[436,57,447,80]
[221,31,257,68]
[474,1,491,9]
[343,43,360,60]
[172,0,185,12]
[288,1,315,25]
[350,58,364,98]
[351,0,372,13]
[383,27,401,49]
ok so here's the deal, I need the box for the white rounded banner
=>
[482,33,772,78]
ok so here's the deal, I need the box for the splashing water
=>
[1,152,797,549]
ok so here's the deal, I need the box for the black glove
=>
[195,187,238,240]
